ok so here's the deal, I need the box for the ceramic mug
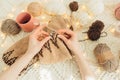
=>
[115,3,120,20]
[16,12,39,32]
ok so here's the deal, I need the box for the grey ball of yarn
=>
[1,19,21,35]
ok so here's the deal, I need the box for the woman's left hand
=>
[27,26,51,55]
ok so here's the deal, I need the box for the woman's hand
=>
[0,26,51,80]
[27,26,51,54]
[58,29,96,80]
[57,29,79,52]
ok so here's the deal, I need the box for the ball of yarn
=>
[115,3,120,20]
[1,19,21,35]
[87,29,101,41]
[27,2,42,17]
[90,20,104,31]
[94,43,119,72]
[69,1,79,12]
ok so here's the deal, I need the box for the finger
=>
[36,31,49,37]
[33,27,47,35]
[58,29,74,35]
[40,36,51,44]
[57,29,66,34]
[31,31,49,41]
[58,30,75,40]
[58,35,68,43]
[64,30,74,35]
[41,31,49,35]
[63,33,72,39]
[33,19,40,26]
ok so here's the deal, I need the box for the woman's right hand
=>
[57,29,79,52]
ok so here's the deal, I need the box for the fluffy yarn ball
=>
[94,43,119,72]
[69,1,79,12]
[90,20,104,32]
[87,20,105,41]
[87,29,101,41]
[27,2,42,17]
[1,19,21,35]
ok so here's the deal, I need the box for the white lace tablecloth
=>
[0,0,120,80]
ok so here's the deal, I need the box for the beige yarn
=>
[27,2,42,17]
[94,43,119,72]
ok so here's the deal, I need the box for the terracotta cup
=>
[115,3,120,20]
[16,12,39,32]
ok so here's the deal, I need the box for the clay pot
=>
[16,12,39,32]
[115,3,120,20]
[27,2,42,17]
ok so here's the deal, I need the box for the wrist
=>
[25,49,37,56]
[72,47,84,58]
[71,46,81,53]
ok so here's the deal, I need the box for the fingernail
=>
[33,21,40,26]
[58,35,61,37]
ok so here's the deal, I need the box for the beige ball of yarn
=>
[1,19,21,35]
[94,43,119,72]
[27,2,42,17]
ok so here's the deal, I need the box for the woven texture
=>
[0,0,120,80]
